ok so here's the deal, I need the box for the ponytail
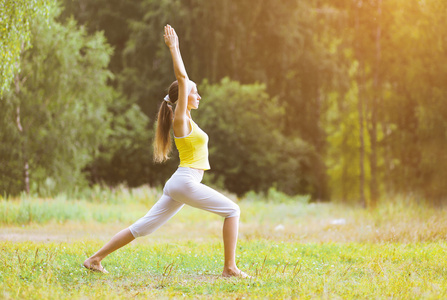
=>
[153,81,178,163]
[153,101,174,163]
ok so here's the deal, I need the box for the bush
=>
[196,78,326,199]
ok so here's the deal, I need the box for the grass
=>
[1,241,446,299]
[1,186,447,299]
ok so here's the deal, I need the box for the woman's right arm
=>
[164,25,190,137]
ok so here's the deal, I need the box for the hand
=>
[164,24,179,49]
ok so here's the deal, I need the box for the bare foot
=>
[222,267,251,278]
[83,258,109,274]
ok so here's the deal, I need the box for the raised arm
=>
[164,25,190,137]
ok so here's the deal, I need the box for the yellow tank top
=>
[174,119,210,170]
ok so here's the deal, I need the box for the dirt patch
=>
[0,221,222,243]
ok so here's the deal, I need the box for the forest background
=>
[1,0,446,207]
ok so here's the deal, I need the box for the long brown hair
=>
[153,81,178,163]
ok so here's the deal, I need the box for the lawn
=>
[1,187,446,299]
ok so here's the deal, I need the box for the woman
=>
[83,25,248,278]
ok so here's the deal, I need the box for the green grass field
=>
[1,186,446,299]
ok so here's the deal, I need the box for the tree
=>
[323,0,447,205]
[0,4,114,195]
[385,0,447,203]
[60,0,332,198]
[0,0,51,95]
[84,94,153,188]
[196,78,327,199]
[60,0,447,204]
[59,0,143,78]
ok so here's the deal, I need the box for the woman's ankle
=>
[85,256,102,264]
[222,265,239,274]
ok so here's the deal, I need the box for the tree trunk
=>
[369,0,382,207]
[358,66,366,208]
[356,1,366,208]
[381,122,393,195]
[341,99,349,202]
[15,76,30,195]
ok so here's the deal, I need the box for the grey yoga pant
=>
[128,167,240,238]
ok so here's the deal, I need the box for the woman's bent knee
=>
[226,203,240,218]
[128,224,157,238]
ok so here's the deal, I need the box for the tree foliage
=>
[2,0,446,204]
[84,96,153,188]
[60,0,332,199]
[0,0,51,95]
[323,0,447,204]
[196,78,328,199]
[0,4,114,195]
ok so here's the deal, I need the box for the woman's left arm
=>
[164,24,190,137]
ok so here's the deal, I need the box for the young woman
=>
[83,25,248,278]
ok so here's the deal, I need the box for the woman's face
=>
[187,83,201,110]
